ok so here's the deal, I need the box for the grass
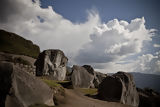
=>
[41,79,62,88]
[79,88,98,95]
[40,78,65,96]
[0,29,40,58]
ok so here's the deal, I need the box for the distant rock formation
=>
[137,87,160,107]
[71,65,107,88]
[98,72,139,107]
[0,62,54,107]
[34,49,68,81]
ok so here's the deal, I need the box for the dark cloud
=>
[0,0,22,23]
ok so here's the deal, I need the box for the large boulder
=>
[94,71,107,88]
[95,71,107,83]
[98,72,139,107]
[137,88,160,107]
[0,62,54,107]
[82,65,107,88]
[71,65,107,88]
[71,65,95,88]
[34,49,68,81]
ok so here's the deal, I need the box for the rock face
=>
[34,49,68,81]
[82,65,107,88]
[0,62,54,107]
[137,88,160,107]
[94,71,107,88]
[71,65,95,88]
[98,72,139,107]
[71,65,107,88]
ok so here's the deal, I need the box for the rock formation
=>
[94,71,107,88]
[71,65,107,88]
[82,65,107,88]
[71,65,95,88]
[34,49,68,81]
[98,72,139,107]
[0,29,40,58]
[137,88,160,107]
[0,62,54,107]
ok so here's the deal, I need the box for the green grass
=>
[41,79,61,88]
[79,88,98,95]
[0,29,40,58]
[41,78,65,96]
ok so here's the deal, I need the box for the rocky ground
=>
[57,88,131,107]
[1,50,160,107]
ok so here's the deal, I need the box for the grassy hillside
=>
[0,29,40,58]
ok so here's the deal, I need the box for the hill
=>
[0,29,40,58]
[131,72,160,92]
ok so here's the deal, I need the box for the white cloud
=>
[0,0,159,74]
[0,0,100,58]
[153,44,160,48]
[95,53,160,74]
[75,17,155,64]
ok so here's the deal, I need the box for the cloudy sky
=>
[0,0,160,74]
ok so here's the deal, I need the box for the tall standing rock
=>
[98,72,139,107]
[34,49,68,81]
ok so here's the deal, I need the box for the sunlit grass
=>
[79,88,98,95]
[41,79,61,88]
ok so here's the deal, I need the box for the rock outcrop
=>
[94,71,107,88]
[98,72,139,107]
[0,52,36,75]
[71,65,107,88]
[0,29,40,58]
[137,88,160,107]
[0,62,54,107]
[34,49,68,81]
[82,65,107,88]
[71,65,95,88]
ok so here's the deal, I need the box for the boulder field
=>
[1,48,160,107]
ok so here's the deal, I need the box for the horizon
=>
[0,0,160,74]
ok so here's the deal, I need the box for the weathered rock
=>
[0,62,54,107]
[137,88,160,107]
[94,71,107,88]
[82,65,107,88]
[82,65,94,75]
[71,65,94,88]
[98,72,139,107]
[34,49,68,81]
[95,71,107,83]
[70,65,107,88]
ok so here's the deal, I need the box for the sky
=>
[0,0,160,74]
